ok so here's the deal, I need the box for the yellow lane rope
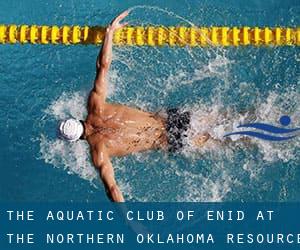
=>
[0,25,299,46]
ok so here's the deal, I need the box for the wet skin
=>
[80,11,209,203]
[85,96,168,157]
[80,11,164,203]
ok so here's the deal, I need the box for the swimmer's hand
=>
[107,10,129,33]
[94,11,129,101]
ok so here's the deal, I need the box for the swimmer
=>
[58,11,210,202]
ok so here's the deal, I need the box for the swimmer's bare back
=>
[86,102,168,156]
[81,11,168,202]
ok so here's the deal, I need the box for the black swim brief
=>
[166,108,191,153]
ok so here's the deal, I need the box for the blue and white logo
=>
[224,116,300,141]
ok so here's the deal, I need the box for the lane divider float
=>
[0,25,299,46]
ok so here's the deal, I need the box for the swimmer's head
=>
[57,118,84,142]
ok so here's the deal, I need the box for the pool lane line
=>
[0,25,299,46]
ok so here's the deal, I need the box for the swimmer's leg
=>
[189,113,218,147]
[192,132,211,147]
[190,107,258,148]
[192,133,254,148]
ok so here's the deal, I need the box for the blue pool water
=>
[0,0,299,202]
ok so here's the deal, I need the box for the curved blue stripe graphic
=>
[237,123,300,134]
[224,131,297,141]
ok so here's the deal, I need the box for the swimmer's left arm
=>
[92,143,125,202]
[94,11,129,100]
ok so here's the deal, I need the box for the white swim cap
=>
[58,118,84,142]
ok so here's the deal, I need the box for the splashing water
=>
[39,6,300,202]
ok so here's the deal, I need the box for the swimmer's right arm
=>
[93,11,129,100]
[92,144,125,202]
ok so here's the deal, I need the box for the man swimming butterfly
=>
[58,11,210,202]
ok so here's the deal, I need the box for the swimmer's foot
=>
[193,133,210,147]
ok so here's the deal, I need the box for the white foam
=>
[39,92,98,185]
[37,6,299,202]
[253,90,300,162]
[38,72,300,203]
[39,134,97,183]
[46,92,87,120]
[179,88,300,162]
[176,165,232,202]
